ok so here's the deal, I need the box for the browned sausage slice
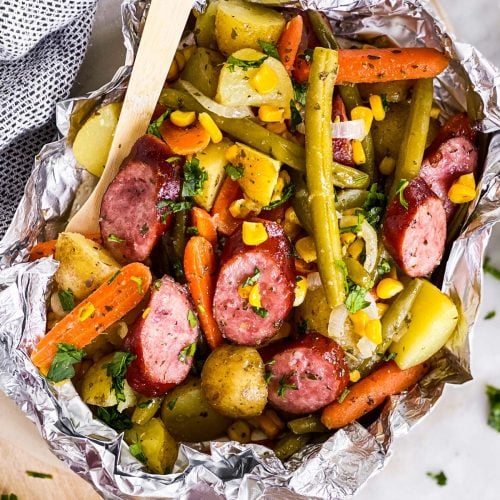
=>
[100,134,182,263]
[383,177,446,277]
[126,275,198,397]
[266,332,349,415]
[213,220,295,346]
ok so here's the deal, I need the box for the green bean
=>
[274,433,311,461]
[307,11,339,49]
[345,257,372,289]
[306,48,345,308]
[333,163,370,189]
[336,189,369,211]
[389,78,434,199]
[289,170,313,234]
[159,88,305,170]
[132,396,164,426]
[288,415,327,434]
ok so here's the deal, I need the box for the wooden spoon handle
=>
[66,0,193,234]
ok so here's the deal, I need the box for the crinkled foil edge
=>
[0,1,499,499]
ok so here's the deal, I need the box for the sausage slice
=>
[213,219,295,346]
[266,332,349,415]
[126,275,199,397]
[383,177,446,277]
[100,134,182,263]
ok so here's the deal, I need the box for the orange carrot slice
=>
[210,177,242,236]
[321,361,427,429]
[31,262,152,372]
[160,119,210,155]
[184,236,223,350]
[278,15,304,74]
[191,207,217,247]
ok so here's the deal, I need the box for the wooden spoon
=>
[66,0,193,234]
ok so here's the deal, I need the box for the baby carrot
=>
[278,15,304,74]
[31,262,152,372]
[336,48,448,84]
[321,361,427,429]
[210,177,242,236]
[184,236,223,350]
[191,207,217,247]
[160,119,210,155]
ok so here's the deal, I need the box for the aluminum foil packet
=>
[0,0,499,498]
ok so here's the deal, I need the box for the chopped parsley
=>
[486,385,500,432]
[264,371,272,384]
[58,289,75,312]
[258,40,280,60]
[107,270,120,285]
[108,234,125,243]
[226,54,268,72]
[154,279,162,291]
[484,256,500,280]
[381,93,390,112]
[242,267,261,287]
[289,100,303,132]
[225,163,244,180]
[395,179,410,209]
[179,342,197,363]
[95,406,132,431]
[340,212,365,234]
[166,156,182,163]
[337,388,350,403]
[377,259,391,276]
[137,399,153,409]
[129,442,147,463]
[46,343,85,382]
[277,375,298,397]
[345,283,370,314]
[293,81,308,106]
[182,157,208,197]
[383,351,397,362]
[130,276,143,294]
[167,398,178,411]
[26,471,53,479]
[105,351,136,402]
[299,48,313,63]
[157,199,193,222]
[252,306,269,318]
[186,226,199,236]
[262,181,295,210]
[426,471,447,486]
[484,310,496,320]
[147,110,171,138]
[362,183,387,229]
[187,310,198,328]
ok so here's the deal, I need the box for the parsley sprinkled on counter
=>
[426,471,447,486]
[484,256,500,280]
[486,385,500,432]
[484,310,496,320]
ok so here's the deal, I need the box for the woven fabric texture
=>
[0,0,98,237]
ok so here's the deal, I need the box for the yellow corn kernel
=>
[166,59,179,82]
[349,310,369,336]
[266,121,287,135]
[351,106,374,134]
[238,284,253,299]
[376,302,389,318]
[458,173,475,190]
[430,106,441,119]
[352,140,366,165]
[283,220,301,240]
[182,45,196,62]
[227,420,252,444]
[376,278,404,300]
[198,112,223,143]
[250,64,279,94]
[369,95,386,121]
[229,199,252,219]
[293,275,308,307]
[79,303,95,322]
[379,156,396,176]
[142,307,151,319]
[225,144,239,161]
[295,236,317,263]
[285,206,301,226]
[256,409,284,439]
[170,110,196,128]
[365,318,383,345]
[258,105,284,123]
[248,284,262,308]
[341,232,357,245]
[348,238,365,260]
[242,221,268,246]
[174,50,186,72]
[349,369,361,383]
[448,183,476,204]
[270,170,291,203]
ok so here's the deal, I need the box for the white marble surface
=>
[2,1,498,499]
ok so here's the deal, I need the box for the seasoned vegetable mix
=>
[29,0,482,473]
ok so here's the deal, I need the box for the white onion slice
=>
[306,272,322,290]
[357,336,377,359]
[360,219,378,274]
[328,304,349,338]
[331,119,366,140]
[179,80,253,118]
[362,291,379,320]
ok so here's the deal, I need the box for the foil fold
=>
[0,1,499,498]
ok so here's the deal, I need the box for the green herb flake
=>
[293,81,308,106]
[299,48,313,63]
[137,399,152,409]
[186,226,199,236]
[107,270,120,285]
[252,306,269,318]
[129,442,147,464]
[179,342,197,363]
[157,199,193,222]
[484,256,500,280]
[1,494,18,500]
[58,289,75,312]
[345,284,370,314]
[167,398,178,411]
[262,181,295,210]
[187,310,198,328]
[485,310,496,320]
[362,183,387,229]
[395,179,410,210]
[258,40,280,60]
[26,471,53,479]
[226,54,268,72]
[377,259,391,276]
[154,279,162,291]
[242,267,261,288]
[339,212,365,234]
[108,234,125,243]
[225,163,244,180]
[105,351,137,402]
[277,375,298,398]
[182,157,208,197]
[264,371,272,384]
[130,276,143,295]
[337,388,350,403]
[381,93,390,112]
[486,385,500,432]
[46,343,85,382]
[166,156,182,163]
[147,110,171,138]
[426,471,447,486]
[383,351,397,362]
[289,100,303,132]
[96,406,132,431]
